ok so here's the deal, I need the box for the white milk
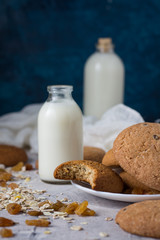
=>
[38,86,83,183]
[83,38,125,119]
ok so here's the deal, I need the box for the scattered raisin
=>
[0,172,12,181]
[25,163,33,170]
[25,219,50,227]
[39,200,65,211]
[0,228,13,238]
[65,202,79,214]
[75,201,88,216]
[51,200,66,211]
[6,203,22,215]
[8,183,19,190]
[0,217,15,227]
[11,162,24,171]
[0,180,7,187]
[81,208,95,216]
[27,210,43,216]
[58,205,67,212]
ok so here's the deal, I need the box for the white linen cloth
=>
[0,104,144,153]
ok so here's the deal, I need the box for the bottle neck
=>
[47,85,73,102]
[96,46,114,53]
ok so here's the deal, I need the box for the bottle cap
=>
[96,38,112,52]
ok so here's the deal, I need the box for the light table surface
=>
[0,154,157,240]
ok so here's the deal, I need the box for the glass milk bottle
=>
[83,38,125,119]
[38,85,83,183]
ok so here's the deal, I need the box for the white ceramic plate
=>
[71,181,160,202]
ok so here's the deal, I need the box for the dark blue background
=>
[0,0,160,121]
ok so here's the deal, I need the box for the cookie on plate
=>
[116,200,160,238]
[102,149,119,167]
[83,146,105,163]
[0,145,28,167]
[113,122,160,191]
[119,172,160,193]
[54,160,123,193]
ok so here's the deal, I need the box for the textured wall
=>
[0,0,160,121]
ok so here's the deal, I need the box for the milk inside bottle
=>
[38,85,83,183]
[83,38,125,119]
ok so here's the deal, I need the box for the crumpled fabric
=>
[0,103,144,153]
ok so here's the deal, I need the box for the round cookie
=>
[116,200,160,238]
[0,145,28,167]
[83,146,105,163]
[102,149,119,167]
[113,122,160,191]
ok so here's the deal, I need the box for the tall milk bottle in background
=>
[83,38,125,119]
[38,85,83,183]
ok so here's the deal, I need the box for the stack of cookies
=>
[111,122,160,194]
[54,122,160,238]
[54,122,160,195]
[106,122,160,238]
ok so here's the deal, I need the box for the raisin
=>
[65,202,79,214]
[25,219,50,227]
[0,172,12,181]
[58,206,67,212]
[25,163,33,170]
[0,180,7,187]
[81,208,95,216]
[0,217,15,227]
[39,200,66,211]
[51,200,66,211]
[0,228,13,238]
[27,210,43,216]
[8,183,19,190]
[75,201,88,216]
[6,203,22,215]
[11,162,24,171]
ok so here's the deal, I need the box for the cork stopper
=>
[96,38,113,52]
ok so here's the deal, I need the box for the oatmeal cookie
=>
[113,122,160,191]
[83,146,105,163]
[0,145,28,167]
[102,149,119,167]
[54,160,123,193]
[116,200,160,238]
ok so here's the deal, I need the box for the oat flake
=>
[105,217,113,221]
[70,225,83,231]
[99,232,109,237]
